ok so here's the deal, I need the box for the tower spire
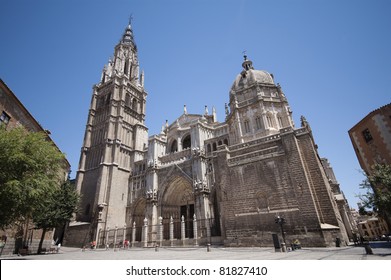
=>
[121,17,136,47]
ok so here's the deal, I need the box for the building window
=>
[244,120,250,133]
[277,116,283,128]
[266,113,276,128]
[182,135,191,149]
[0,111,11,126]
[255,116,262,130]
[170,140,178,153]
[362,128,373,143]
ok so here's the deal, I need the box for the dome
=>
[230,57,274,92]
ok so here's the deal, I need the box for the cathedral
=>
[65,23,351,248]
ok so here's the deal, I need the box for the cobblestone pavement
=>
[2,242,391,260]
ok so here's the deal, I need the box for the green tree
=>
[0,126,65,229]
[359,164,391,220]
[33,180,79,254]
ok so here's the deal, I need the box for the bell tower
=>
[75,22,148,234]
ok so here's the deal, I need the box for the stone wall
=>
[214,128,345,247]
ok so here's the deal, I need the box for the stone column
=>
[193,214,198,246]
[170,216,174,247]
[143,218,148,247]
[158,216,163,247]
[105,227,110,249]
[132,222,136,247]
[122,225,126,248]
[206,214,211,244]
[96,228,101,248]
[181,215,186,245]
[113,226,118,251]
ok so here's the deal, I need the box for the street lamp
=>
[275,215,286,245]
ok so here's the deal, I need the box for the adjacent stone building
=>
[0,79,70,255]
[66,23,350,248]
[348,103,391,228]
[349,103,391,176]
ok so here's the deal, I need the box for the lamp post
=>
[275,215,286,245]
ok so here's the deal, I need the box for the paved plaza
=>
[2,242,391,260]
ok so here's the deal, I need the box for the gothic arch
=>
[182,134,191,150]
[266,112,276,128]
[131,198,147,241]
[170,139,178,153]
[160,175,194,239]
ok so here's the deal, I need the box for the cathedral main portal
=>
[161,176,194,240]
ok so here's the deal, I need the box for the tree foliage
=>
[33,180,80,254]
[359,163,391,216]
[0,126,65,229]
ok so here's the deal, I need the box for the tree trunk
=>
[37,228,47,254]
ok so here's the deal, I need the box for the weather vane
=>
[242,50,247,60]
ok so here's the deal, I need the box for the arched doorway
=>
[161,176,194,239]
[132,199,146,242]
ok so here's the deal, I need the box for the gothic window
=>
[266,113,275,128]
[277,115,283,128]
[0,111,11,126]
[362,128,373,143]
[124,60,129,75]
[182,135,191,149]
[125,93,131,107]
[105,93,111,105]
[244,120,250,133]
[170,140,178,153]
[255,116,262,130]
[218,140,222,146]
[207,144,212,153]
[223,139,228,146]
[212,143,217,151]
[132,99,137,111]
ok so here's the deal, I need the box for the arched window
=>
[266,113,275,128]
[207,144,212,153]
[124,60,129,75]
[223,139,228,146]
[170,140,178,153]
[244,120,250,133]
[255,116,262,130]
[212,143,217,151]
[277,115,283,128]
[182,135,191,149]
[218,140,222,146]
[125,93,131,107]
[132,99,137,111]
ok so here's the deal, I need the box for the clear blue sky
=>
[1,0,390,210]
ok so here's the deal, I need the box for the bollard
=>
[281,242,287,252]
[207,243,211,252]
[155,244,159,252]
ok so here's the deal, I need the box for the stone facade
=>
[348,103,391,228]
[0,79,70,255]
[66,23,350,248]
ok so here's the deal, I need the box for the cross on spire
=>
[242,50,248,61]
